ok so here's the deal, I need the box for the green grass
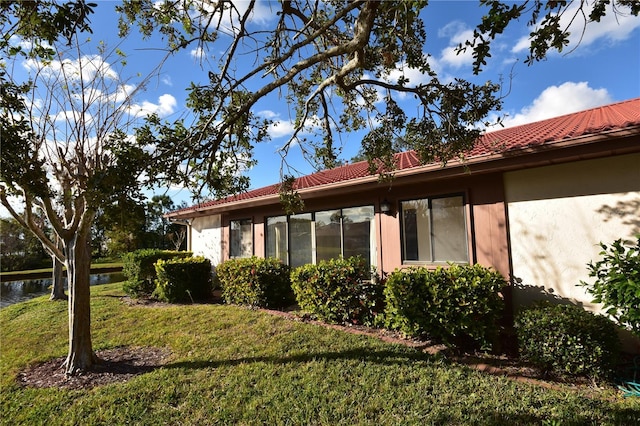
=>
[2,282,639,425]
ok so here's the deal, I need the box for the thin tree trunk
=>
[50,237,67,301]
[63,226,96,375]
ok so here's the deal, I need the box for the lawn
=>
[1,282,639,425]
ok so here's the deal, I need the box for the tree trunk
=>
[63,228,96,375]
[50,237,67,301]
[49,254,67,300]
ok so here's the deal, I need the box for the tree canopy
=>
[118,0,639,204]
[0,0,163,375]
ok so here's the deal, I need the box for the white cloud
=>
[246,0,277,25]
[108,84,137,104]
[499,82,613,127]
[384,58,438,86]
[129,93,177,118]
[23,54,118,83]
[190,47,205,60]
[268,120,296,139]
[161,75,173,87]
[438,21,475,69]
[258,110,326,140]
[512,2,640,54]
[258,110,280,120]
[185,0,275,40]
[258,110,295,138]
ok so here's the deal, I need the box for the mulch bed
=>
[17,346,171,390]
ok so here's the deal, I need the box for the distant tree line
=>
[0,194,187,272]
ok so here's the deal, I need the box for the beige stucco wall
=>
[505,153,640,315]
[190,214,223,267]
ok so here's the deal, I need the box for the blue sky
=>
[7,1,640,210]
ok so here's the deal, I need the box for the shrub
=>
[383,264,505,350]
[579,237,640,335]
[515,303,620,379]
[153,256,213,303]
[122,249,192,297]
[291,256,382,326]
[0,254,51,272]
[216,257,293,309]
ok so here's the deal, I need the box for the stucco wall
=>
[190,214,223,266]
[505,153,640,313]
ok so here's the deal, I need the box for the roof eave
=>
[166,125,640,219]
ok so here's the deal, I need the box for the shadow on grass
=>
[162,348,640,425]
[165,347,435,371]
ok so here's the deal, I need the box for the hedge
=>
[291,256,382,326]
[153,256,213,303]
[515,303,620,379]
[122,249,192,297]
[383,264,505,350]
[216,257,293,309]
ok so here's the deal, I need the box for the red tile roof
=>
[170,97,640,215]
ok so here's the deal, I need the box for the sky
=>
[5,0,640,211]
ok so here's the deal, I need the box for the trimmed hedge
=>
[515,303,620,379]
[383,264,505,350]
[291,256,382,326]
[153,256,213,303]
[122,249,192,297]
[216,257,293,309]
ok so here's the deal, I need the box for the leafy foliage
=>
[153,256,212,303]
[122,249,192,298]
[0,217,50,272]
[0,1,96,51]
[291,256,383,326]
[116,1,638,202]
[463,1,640,71]
[216,257,293,309]
[579,238,640,336]
[383,264,505,350]
[515,303,620,379]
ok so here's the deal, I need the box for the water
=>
[0,272,125,308]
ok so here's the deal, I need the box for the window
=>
[289,213,313,267]
[265,205,375,266]
[401,195,468,263]
[315,210,342,262]
[342,206,375,266]
[266,214,314,267]
[315,206,374,264]
[266,216,287,263]
[230,219,253,258]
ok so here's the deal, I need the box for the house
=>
[166,98,640,332]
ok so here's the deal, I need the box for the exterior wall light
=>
[380,199,392,215]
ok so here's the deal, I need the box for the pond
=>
[0,272,125,309]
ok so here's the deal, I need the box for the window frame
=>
[229,218,253,258]
[264,204,376,267]
[399,193,470,265]
[265,215,288,263]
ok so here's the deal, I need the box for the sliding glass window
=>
[289,213,313,267]
[265,205,375,267]
[315,210,342,263]
[230,218,253,258]
[266,216,287,263]
[342,206,374,266]
[401,195,468,263]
